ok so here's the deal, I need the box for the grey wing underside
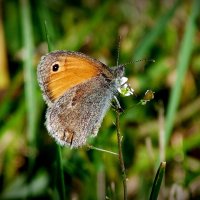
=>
[45,77,114,148]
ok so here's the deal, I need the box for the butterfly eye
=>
[52,63,59,72]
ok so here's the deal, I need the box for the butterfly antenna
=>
[115,36,155,67]
[116,36,121,67]
[123,58,155,67]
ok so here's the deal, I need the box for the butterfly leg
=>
[112,96,123,113]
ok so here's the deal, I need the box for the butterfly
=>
[37,50,129,148]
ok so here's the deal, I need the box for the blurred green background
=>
[0,0,200,199]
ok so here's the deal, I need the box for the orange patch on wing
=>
[47,55,101,102]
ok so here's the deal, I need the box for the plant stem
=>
[55,145,66,200]
[116,110,127,200]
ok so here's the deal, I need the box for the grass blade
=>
[20,0,37,168]
[164,0,200,146]
[149,162,166,200]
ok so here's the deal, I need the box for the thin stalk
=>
[44,20,53,52]
[55,145,66,200]
[87,145,118,156]
[116,110,127,200]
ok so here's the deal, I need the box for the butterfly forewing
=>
[47,54,104,102]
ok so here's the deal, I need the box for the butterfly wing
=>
[37,51,114,105]
[45,76,114,147]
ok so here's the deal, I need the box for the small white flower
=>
[120,77,128,85]
[117,77,134,96]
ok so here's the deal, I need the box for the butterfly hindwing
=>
[45,76,114,147]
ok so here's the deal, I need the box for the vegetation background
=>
[0,0,200,199]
